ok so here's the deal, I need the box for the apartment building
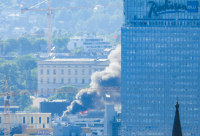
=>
[67,35,114,55]
[37,58,109,97]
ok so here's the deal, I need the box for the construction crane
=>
[1,75,121,136]
[4,76,11,136]
[21,1,122,53]
[21,0,52,53]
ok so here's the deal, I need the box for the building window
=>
[75,69,78,75]
[0,117,1,123]
[47,78,50,84]
[68,69,71,75]
[61,69,64,75]
[74,42,77,48]
[40,70,43,75]
[68,78,71,84]
[89,78,91,83]
[47,117,49,123]
[23,117,25,123]
[82,69,85,75]
[89,69,92,75]
[41,88,43,93]
[53,69,56,75]
[61,78,64,84]
[53,78,56,84]
[39,117,41,124]
[47,88,50,93]
[40,79,43,84]
[47,69,50,75]
[75,78,78,84]
[31,117,33,123]
[82,79,85,84]
[43,124,45,128]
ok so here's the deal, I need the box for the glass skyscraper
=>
[121,0,200,135]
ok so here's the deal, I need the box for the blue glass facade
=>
[121,0,200,135]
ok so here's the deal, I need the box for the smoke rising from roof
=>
[63,46,121,115]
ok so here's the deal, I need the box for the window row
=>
[22,117,49,124]
[129,20,200,27]
[40,69,92,75]
[40,78,91,84]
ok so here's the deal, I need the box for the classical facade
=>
[37,58,109,97]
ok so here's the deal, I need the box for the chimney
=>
[172,97,182,136]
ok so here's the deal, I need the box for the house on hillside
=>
[67,35,115,56]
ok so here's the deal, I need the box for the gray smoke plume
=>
[63,46,121,115]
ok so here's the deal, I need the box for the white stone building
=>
[67,35,114,55]
[37,58,109,97]
[0,113,51,129]
[12,27,27,35]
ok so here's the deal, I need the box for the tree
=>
[22,69,32,90]
[24,106,39,112]
[7,52,18,57]
[3,38,20,55]
[52,37,69,52]
[63,30,73,38]
[31,38,47,53]
[12,90,32,110]
[76,8,91,21]
[48,86,77,101]
[72,46,84,55]
[15,55,37,72]
[75,31,85,36]
[3,41,11,56]
[18,37,32,55]
[52,37,69,47]
[0,62,19,88]
[31,68,37,90]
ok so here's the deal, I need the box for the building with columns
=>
[37,58,109,97]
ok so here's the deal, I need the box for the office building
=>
[53,124,82,136]
[104,105,117,136]
[62,113,104,134]
[121,0,200,135]
[38,58,109,97]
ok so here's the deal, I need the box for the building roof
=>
[42,58,108,62]
[38,58,109,66]
[172,98,182,136]
[0,106,19,108]
[40,58,108,63]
